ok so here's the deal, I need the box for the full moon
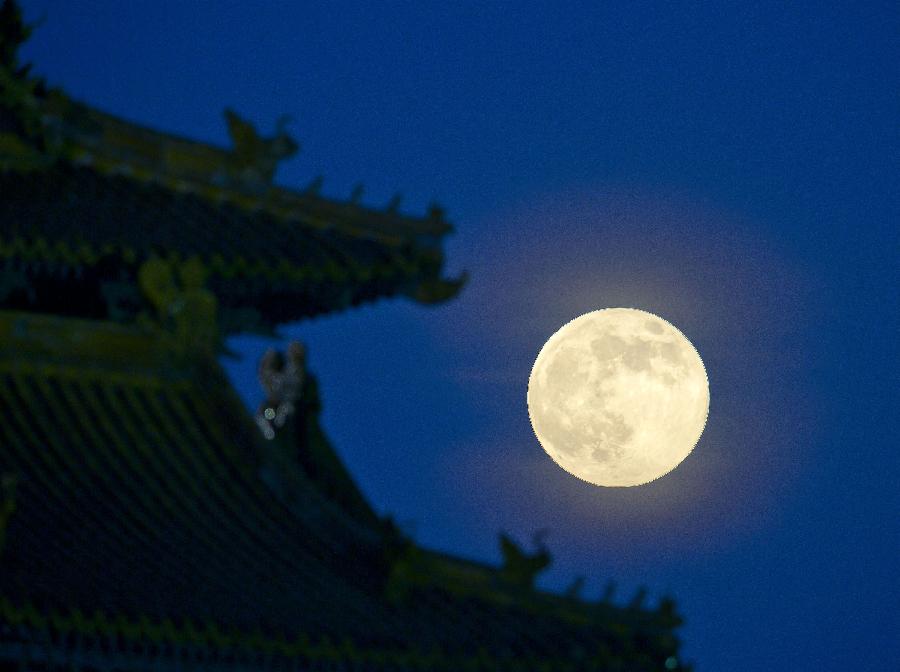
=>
[527,308,709,487]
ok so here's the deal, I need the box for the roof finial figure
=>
[224,108,299,190]
[564,575,586,600]
[385,193,403,214]
[304,174,324,196]
[427,201,445,223]
[138,256,218,352]
[256,341,307,440]
[497,529,552,591]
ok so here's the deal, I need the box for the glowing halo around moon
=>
[527,308,709,487]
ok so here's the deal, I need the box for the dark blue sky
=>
[20,1,898,669]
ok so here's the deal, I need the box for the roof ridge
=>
[41,95,453,240]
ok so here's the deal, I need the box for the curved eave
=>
[0,232,464,329]
[0,163,465,331]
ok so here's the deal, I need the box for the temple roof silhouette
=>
[0,2,689,669]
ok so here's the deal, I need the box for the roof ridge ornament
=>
[497,529,552,592]
[384,193,402,214]
[137,256,219,353]
[349,182,364,205]
[0,0,66,172]
[303,174,324,196]
[427,202,445,223]
[223,108,299,192]
[255,341,307,441]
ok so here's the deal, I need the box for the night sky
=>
[19,1,898,669]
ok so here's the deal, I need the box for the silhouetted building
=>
[0,3,688,669]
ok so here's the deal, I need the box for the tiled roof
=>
[1,61,466,330]
[0,310,687,670]
[0,312,391,638]
[0,160,465,332]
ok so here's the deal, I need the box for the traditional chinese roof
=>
[0,310,688,671]
[0,16,466,335]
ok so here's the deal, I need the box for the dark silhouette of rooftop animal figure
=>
[498,529,552,591]
[224,108,298,189]
[255,341,307,440]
